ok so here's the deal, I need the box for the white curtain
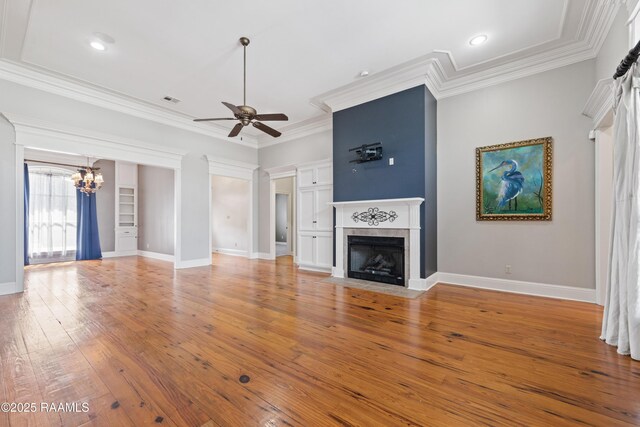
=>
[28,166,77,262]
[601,63,640,360]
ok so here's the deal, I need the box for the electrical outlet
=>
[146,243,150,249]
[389,157,395,166]
[505,264,512,274]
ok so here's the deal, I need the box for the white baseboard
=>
[212,248,249,258]
[408,272,439,291]
[0,282,18,296]
[255,252,275,260]
[103,250,138,258]
[331,266,344,278]
[425,272,439,290]
[174,257,211,269]
[298,263,332,273]
[101,251,119,258]
[436,272,596,303]
[276,242,287,246]
[137,250,175,262]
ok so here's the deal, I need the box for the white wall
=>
[138,165,175,255]
[94,159,116,252]
[211,175,249,253]
[438,60,596,289]
[0,76,261,280]
[0,114,16,289]
[257,130,332,254]
[596,6,629,82]
[178,153,210,264]
[0,79,257,164]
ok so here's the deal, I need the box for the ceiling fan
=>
[193,37,288,138]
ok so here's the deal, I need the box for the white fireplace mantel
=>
[330,197,428,290]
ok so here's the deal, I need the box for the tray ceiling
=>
[0,0,619,145]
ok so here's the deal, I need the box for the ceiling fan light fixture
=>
[193,36,288,138]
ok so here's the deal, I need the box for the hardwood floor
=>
[1,255,638,426]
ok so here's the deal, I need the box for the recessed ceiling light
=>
[90,41,106,51]
[359,70,370,77]
[469,35,488,46]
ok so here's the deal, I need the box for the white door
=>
[298,189,315,230]
[298,168,315,187]
[118,231,137,252]
[298,234,314,265]
[315,164,333,186]
[315,187,333,230]
[315,233,333,268]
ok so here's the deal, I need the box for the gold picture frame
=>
[476,137,552,221]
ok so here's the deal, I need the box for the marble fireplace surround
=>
[330,198,428,290]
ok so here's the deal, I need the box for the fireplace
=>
[331,198,428,290]
[347,235,405,286]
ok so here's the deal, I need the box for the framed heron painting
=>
[476,137,552,221]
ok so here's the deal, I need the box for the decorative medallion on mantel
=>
[352,208,398,226]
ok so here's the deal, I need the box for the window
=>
[28,166,77,263]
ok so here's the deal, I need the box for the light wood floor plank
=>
[0,254,636,426]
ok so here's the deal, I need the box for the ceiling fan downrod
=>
[240,36,250,107]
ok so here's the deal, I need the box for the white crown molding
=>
[263,164,297,179]
[310,59,435,112]
[23,148,96,168]
[312,0,621,111]
[0,59,259,148]
[0,0,621,150]
[4,113,185,169]
[258,114,332,148]
[208,156,258,180]
[437,272,596,303]
[583,78,615,129]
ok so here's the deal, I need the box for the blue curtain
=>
[76,190,102,260]
[24,163,29,266]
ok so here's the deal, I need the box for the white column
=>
[333,205,345,278]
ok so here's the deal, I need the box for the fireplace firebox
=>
[347,235,405,286]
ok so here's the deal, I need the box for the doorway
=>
[273,176,296,259]
[211,175,251,257]
[275,193,290,257]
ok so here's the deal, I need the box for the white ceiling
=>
[0,0,618,144]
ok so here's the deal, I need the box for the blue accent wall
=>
[333,85,437,277]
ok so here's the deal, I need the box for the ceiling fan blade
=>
[228,123,243,137]
[222,101,242,115]
[193,117,236,122]
[254,113,289,121]
[253,121,281,138]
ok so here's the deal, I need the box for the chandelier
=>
[71,167,104,195]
